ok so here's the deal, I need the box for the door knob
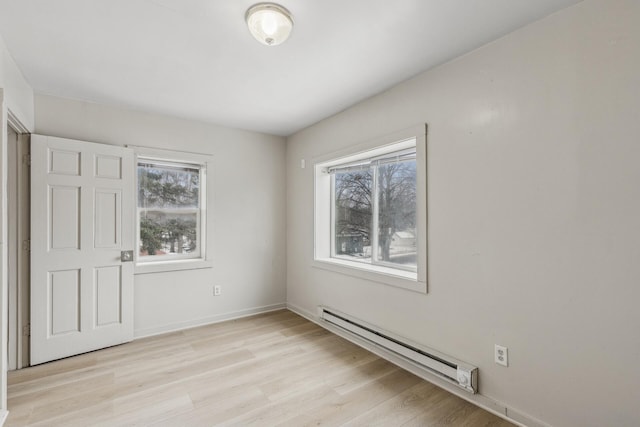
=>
[121,250,134,262]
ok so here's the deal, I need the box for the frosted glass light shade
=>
[245,3,293,46]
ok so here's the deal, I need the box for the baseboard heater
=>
[319,307,478,394]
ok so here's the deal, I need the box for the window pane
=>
[377,160,417,268]
[138,163,199,209]
[333,170,373,263]
[139,210,198,258]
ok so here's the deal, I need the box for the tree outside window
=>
[137,160,202,261]
[333,154,417,270]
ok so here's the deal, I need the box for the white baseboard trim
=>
[0,409,8,426]
[134,303,287,339]
[286,302,550,427]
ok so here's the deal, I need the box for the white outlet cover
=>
[495,344,508,367]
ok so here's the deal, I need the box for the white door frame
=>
[6,118,30,371]
[0,96,32,423]
[6,125,17,372]
[0,92,7,422]
[15,131,30,370]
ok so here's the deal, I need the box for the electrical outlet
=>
[214,285,222,296]
[495,344,508,367]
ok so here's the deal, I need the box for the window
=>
[137,158,205,264]
[314,127,427,293]
[331,148,417,271]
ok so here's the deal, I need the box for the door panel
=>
[95,266,122,327]
[50,185,81,249]
[49,269,80,335]
[31,135,134,365]
[95,189,121,248]
[95,155,122,179]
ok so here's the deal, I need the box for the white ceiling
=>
[0,0,581,136]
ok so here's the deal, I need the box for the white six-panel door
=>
[30,135,134,365]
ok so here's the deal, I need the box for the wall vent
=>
[319,307,478,393]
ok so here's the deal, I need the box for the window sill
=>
[134,258,213,275]
[312,258,426,293]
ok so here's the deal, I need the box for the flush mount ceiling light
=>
[245,3,293,46]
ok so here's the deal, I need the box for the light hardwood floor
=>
[6,310,513,426]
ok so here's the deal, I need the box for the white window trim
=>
[313,125,428,293]
[132,146,214,275]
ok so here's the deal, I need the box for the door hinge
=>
[23,324,30,337]
[22,239,30,251]
[22,154,31,166]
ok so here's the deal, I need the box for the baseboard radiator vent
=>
[319,307,478,394]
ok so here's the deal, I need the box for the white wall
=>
[0,35,33,131]
[35,94,287,337]
[286,1,640,426]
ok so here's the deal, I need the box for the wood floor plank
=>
[153,385,271,427]
[225,383,342,426]
[278,367,423,427]
[6,309,514,427]
[399,388,484,427]
[343,380,446,426]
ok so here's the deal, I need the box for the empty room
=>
[0,0,638,426]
